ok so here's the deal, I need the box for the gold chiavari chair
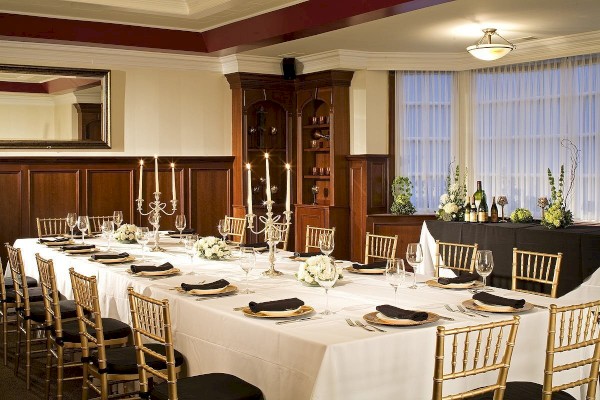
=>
[434,240,478,278]
[37,217,70,238]
[364,232,397,263]
[127,287,264,400]
[87,215,114,235]
[512,248,563,298]
[305,226,335,253]
[484,301,600,400]
[433,316,521,400]
[272,222,290,251]
[225,216,247,245]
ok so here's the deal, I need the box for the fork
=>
[356,320,386,332]
[457,304,488,318]
[446,304,477,318]
[354,320,378,332]
[345,318,355,327]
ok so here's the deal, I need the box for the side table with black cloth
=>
[425,220,600,296]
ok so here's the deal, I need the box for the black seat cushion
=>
[60,317,131,343]
[4,287,44,304]
[29,299,78,323]
[4,276,38,289]
[471,381,576,400]
[91,343,185,375]
[151,373,263,400]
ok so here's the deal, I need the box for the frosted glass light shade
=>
[467,44,514,61]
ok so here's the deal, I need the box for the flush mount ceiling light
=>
[467,28,515,61]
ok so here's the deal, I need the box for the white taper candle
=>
[138,160,144,200]
[285,163,291,213]
[265,153,271,202]
[154,155,159,193]
[246,163,253,215]
[171,163,176,201]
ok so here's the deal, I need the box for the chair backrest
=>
[127,287,178,399]
[364,232,397,263]
[434,240,478,278]
[36,217,70,238]
[305,226,335,252]
[512,248,563,298]
[5,243,33,316]
[225,216,247,245]
[541,301,600,399]
[35,254,64,336]
[69,268,108,370]
[87,215,113,235]
[272,222,290,251]
[433,316,521,400]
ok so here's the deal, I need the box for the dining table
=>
[10,234,598,400]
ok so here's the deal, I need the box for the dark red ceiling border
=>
[0,0,452,54]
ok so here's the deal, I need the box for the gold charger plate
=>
[364,311,440,326]
[241,305,314,319]
[426,279,484,289]
[462,299,533,313]
[131,268,181,277]
[176,284,238,296]
[64,247,99,254]
[90,255,135,264]
[344,266,385,275]
[65,234,99,239]
[42,239,73,247]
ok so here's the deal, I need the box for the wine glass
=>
[405,243,423,289]
[238,247,255,294]
[217,219,230,242]
[315,258,338,315]
[175,214,186,244]
[319,233,334,257]
[135,227,150,261]
[266,227,282,252]
[184,234,198,263]
[386,259,405,305]
[148,213,160,248]
[66,213,77,237]
[476,250,494,289]
[113,211,123,228]
[76,216,89,244]
[101,220,114,251]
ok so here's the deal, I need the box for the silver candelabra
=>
[246,201,292,277]
[136,192,177,251]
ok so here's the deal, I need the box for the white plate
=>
[187,284,234,295]
[473,299,516,312]
[131,268,181,277]
[259,306,303,317]
[90,255,135,264]
[65,247,99,254]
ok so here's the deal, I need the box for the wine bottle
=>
[470,196,477,223]
[464,196,471,222]
[490,196,499,223]
[473,181,483,211]
[478,191,488,223]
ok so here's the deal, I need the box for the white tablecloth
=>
[11,235,598,400]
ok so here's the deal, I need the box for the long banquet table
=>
[11,235,598,400]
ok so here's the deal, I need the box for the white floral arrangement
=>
[296,255,342,286]
[436,164,467,222]
[541,166,573,229]
[113,224,137,243]
[193,236,231,260]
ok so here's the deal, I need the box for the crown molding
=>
[219,54,282,75]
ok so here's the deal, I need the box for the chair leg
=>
[14,314,21,377]
[25,319,31,390]
[45,333,52,400]
[57,346,64,400]
[101,374,109,400]
[2,306,7,366]
[81,363,89,400]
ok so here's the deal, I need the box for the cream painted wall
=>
[349,70,388,155]
[0,101,55,140]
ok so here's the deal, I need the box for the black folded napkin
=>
[249,298,305,313]
[39,237,69,243]
[438,273,480,285]
[168,228,196,235]
[293,252,322,258]
[376,304,429,321]
[181,279,230,292]
[352,260,388,270]
[62,244,96,251]
[473,292,525,309]
[240,242,269,248]
[91,252,129,260]
[130,262,174,274]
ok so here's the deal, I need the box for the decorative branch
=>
[561,139,580,206]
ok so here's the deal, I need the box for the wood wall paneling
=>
[0,170,22,262]
[87,169,134,224]
[190,168,231,237]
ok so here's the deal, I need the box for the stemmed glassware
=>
[101,220,114,251]
[184,234,198,263]
[405,243,423,289]
[497,196,508,222]
[66,213,77,237]
[135,227,150,261]
[175,214,187,244]
[476,250,494,289]
[238,248,255,294]
[386,259,405,305]
[76,216,89,244]
[113,211,123,228]
[319,233,334,257]
[148,213,160,250]
[315,258,338,315]
[217,219,230,242]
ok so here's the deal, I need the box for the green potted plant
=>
[390,176,416,215]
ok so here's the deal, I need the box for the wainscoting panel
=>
[0,170,22,253]
[189,167,232,237]
[87,169,134,223]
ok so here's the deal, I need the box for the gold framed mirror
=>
[0,64,110,149]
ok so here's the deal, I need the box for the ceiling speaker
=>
[282,58,296,80]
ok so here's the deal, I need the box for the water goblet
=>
[184,234,198,263]
[101,220,114,251]
[315,257,338,315]
[148,213,160,247]
[217,219,230,242]
[66,212,77,237]
[175,214,187,244]
[238,247,255,294]
[386,259,405,305]
[135,227,150,261]
[319,233,334,257]
[497,196,508,222]
[113,211,123,228]
[476,250,494,289]
[76,216,89,244]
[405,243,423,289]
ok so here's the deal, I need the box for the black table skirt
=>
[426,220,600,297]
